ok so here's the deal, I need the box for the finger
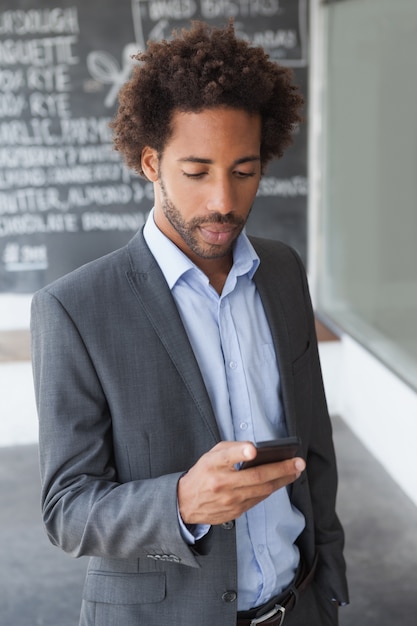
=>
[261,456,305,478]
[240,457,306,486]
[207,440,257,468]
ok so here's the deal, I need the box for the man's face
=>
[143,108,262,264]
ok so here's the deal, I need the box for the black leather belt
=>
[236,554,317,626]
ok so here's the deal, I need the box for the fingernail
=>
[242,445,253,459]
[295,458,305,472]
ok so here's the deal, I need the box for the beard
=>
[158,176,249,259]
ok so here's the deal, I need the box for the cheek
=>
[167,180,205,214]
[236,181,260,211]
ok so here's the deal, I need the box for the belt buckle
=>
[250,604,285,626]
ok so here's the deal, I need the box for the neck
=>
[193,254,233,295]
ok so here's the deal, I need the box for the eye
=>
[182,171,207,179]
[234,170,257,179]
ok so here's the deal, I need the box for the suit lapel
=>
[252,248,297,437]
[125,230,220,444]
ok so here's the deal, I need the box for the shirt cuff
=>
[177,503,211,544]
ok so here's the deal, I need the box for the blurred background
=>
[1,0,417,624]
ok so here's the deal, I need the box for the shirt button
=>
[239,422,248,431]
[222,591,237,603]
[258,544,265,554]
[221,520,235,530]
[229,361,237,369]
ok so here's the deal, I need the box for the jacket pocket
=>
[292,341,311,376]
[83,571,166,605]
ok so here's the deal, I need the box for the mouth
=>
[198,224,238,245]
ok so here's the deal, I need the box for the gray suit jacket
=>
[31,230,348,625]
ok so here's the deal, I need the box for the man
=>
[31,21,348,626]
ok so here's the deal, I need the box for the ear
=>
[141,147,159,182]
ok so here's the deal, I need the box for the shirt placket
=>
[218,294,255,442]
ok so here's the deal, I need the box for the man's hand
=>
[178,441,305,525]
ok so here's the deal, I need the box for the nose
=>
[206,176,235,214]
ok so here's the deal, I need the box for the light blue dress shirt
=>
[143,211,305,610]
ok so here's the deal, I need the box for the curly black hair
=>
[110,20,304,177]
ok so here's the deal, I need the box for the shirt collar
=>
[143,208,260,290]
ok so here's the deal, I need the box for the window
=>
[318,0,417,390]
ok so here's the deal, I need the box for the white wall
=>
[0,294,33,330]
[0,294,37,447]
[319,335,417,508]
[0,361,38,447]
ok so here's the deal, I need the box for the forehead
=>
[165,108,262,158]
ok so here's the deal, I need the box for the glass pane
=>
[319,0,417,390]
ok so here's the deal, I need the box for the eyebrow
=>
[177,155,261,165]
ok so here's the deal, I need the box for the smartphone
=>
[240,436,301,469]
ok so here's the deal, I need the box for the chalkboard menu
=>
[0,0,308,293]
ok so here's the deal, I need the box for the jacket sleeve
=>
[31,288,201,568]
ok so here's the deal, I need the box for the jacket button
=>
[221,521,235,530]
[168,555,181,563]
[222,591,237,603]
